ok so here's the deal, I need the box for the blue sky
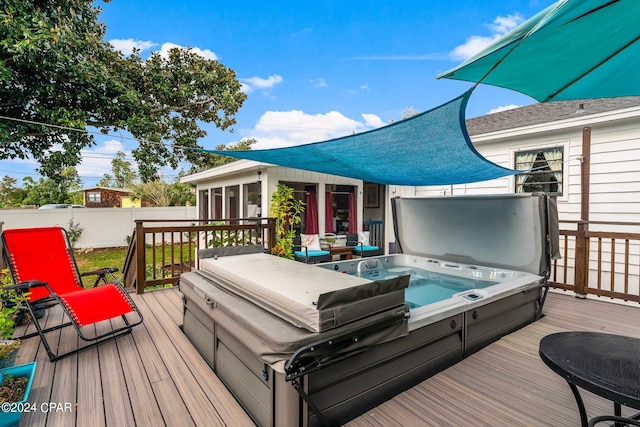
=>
[2,0,555,187]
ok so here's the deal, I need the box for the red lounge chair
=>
[1,226,143,361]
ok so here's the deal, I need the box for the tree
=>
[389,107,421,123]
[97,174,114,188]
[188,138,258,174]
[130,178,195,207]
[97,151,137,188]
[170,172,196,206]
[0,1,247,182]
[21,167,82,206]
[0,175,23,207]
[130,180,170,207]
[400,107,420,120]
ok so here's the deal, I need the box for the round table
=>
[539,331,640,427]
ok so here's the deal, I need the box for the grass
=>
[74,247,129,273]
[74,244,195,288]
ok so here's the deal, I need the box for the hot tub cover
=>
[198,252,408,333]
[392,193,559,276]
[181,271,409,372]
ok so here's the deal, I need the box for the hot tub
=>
[180,193,559,427]
[316,254,546,334]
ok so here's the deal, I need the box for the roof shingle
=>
[466,96,640,136]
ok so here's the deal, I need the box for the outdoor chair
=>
[347,232,383,257]
[1,226,143,361]
[293,234,331,264]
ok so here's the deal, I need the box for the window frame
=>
[87,192,102,203]
[513,146,564,196]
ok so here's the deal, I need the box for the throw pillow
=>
[358,231,370,246]
[300,234,322,251]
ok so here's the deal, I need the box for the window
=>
[514,147,563,195]
[88,192,101,203]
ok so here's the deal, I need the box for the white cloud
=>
[450,14,524,61]
[489,15,525,35]
[158,42,218,61]
[109,38,157,56]
[291,28,312,38]
[361,113,384,128]
[310,77,328,88]
[109,39,219,61]
[246,110,381,149]
[241,75,284,94]
[77,140,132,179]
[487,104,520,114]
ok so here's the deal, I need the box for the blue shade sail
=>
[437,0,640,102]
[202,89,518,186]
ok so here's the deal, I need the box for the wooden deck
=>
[12,288,640,427]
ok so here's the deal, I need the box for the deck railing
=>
[550,220,640,303]
[123,218,276,294]
[122,217,640,302]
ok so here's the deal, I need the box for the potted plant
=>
[0,361,36,427]
[0,270,26,368]
[270,184,305,259]
[0,269,36,427]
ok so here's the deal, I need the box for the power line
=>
[0,114,201,153]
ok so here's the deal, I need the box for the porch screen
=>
[201,89,518,186]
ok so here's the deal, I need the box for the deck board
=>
[346,290,640,427]
[76,346,105,427]
[11,287,640,426]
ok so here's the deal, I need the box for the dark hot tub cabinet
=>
[180,194,559,426]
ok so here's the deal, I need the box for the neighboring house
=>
[180,161,389,248]
[183,96,640,255]
[77,186,141,208]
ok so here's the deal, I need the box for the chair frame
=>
[293,236,331,264]
[346,233,383,258]
[2,227,143,362]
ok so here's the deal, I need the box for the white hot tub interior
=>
[317,254,544,330]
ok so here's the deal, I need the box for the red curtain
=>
[348,192,357,234]
[325,192,333,233]
[306,191,319,234]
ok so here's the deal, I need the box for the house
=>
[180,161,391,249]
[418,96,640,227]
[183,96,640,256]
[77,186,141,208]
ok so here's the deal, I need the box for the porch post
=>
[574,126,591,297]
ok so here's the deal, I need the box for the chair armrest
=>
[7,280,47,291]
[80,267,119,277]
[80,266,120,288]
[346,240,363,249]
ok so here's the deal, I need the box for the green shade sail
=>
[438,0,640,102]
[202,89,518,186]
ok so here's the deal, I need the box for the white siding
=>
[415,114,640,226]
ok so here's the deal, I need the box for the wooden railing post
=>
[574,221,589,298]
[574,126,591,298]
[135,221,146,294]
[268,218,276,253]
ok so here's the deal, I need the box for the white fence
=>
[0,206,198,249]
